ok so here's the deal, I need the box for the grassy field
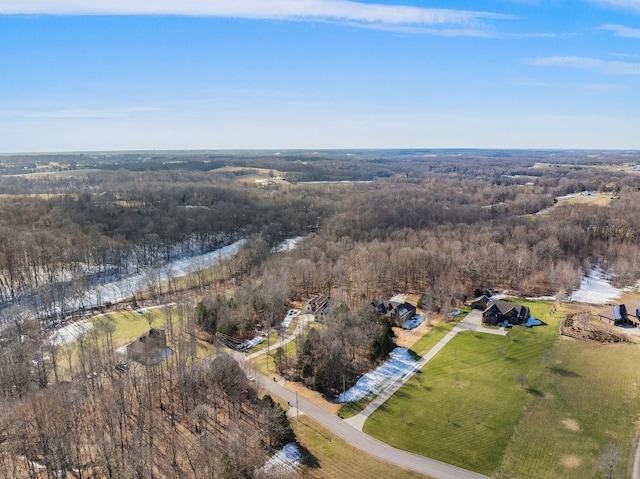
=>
[495,336,640,479]
[364,299,640,477]
[93,308,166,347]
[249,337,298,377]
[409,316,463,357]
[292,416,431,478]
[364,300,564,475]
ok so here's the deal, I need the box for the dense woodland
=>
[1,150,640,476]
[0,306,293,478]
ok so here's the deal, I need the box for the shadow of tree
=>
[550,367,581,378]
[298,443,321,468]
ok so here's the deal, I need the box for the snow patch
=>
[389,294,407,303]
[402,315,424,330]
[50,321,94,346]
[337,347,419,403]
[281,309,300,329]
[260,443,303,477]
[272,236,307,253]
[568,267,624,305]
[237,336,264,352]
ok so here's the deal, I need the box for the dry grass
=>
[210,166,290,185]
[560,192,614,206]
[496,337,640,479]
[292,416,431,478]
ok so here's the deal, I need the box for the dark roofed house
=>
[482,300,530,326]
[370,300,391,316]
[469,295,491,311]
[127,328,169,365]
[389,302,417,328]
[370,298,417,328]
[306,296,332,322]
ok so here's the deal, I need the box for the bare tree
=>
[598,442,622,479]
[517,373,527,389]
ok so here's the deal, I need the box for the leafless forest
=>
[1,149,640,477]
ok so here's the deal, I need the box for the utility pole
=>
[296,391,299,422]
[266,327,270,371]
[342,375,346,402]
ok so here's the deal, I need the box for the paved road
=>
[257,373,490,479]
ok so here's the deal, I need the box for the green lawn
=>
[93,307,168,347]
[496,338,640,479]
[410,316,463,357]
[364,300,563,475]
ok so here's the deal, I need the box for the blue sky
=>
[1,0,639,151]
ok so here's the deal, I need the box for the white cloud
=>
[590,0,640,13]
[0,1,508,30]
[600,24,640,38]
[529,56,640,75]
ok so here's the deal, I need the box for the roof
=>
[597,306,619,321]
[470,295,490,304]
[483,300,529,318]
[598,302,640,321]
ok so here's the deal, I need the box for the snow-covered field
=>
[80,239,247,309]
[272,236,307,253]
[44,236,305,346]
[260,443,303,476]
[568,267,625,304]
[337,347,419,403]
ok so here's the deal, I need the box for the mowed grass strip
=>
[496,338,640,479]
[292,416,432,479]
[364,300,561,476]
